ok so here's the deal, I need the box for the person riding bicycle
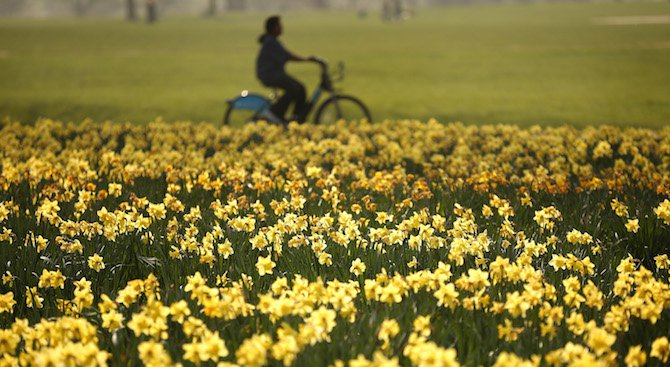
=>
[256,16,323,124]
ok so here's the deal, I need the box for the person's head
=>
[265,16,282,37]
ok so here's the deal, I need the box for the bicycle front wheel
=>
[314,95,371,124]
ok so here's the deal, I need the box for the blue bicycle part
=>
[223,91,272,125]
[228,91,271,110]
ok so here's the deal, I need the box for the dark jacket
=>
[256,35,292,84]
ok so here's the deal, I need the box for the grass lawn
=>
[0,1,669,127]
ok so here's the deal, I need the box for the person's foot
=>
[258,110,285,125]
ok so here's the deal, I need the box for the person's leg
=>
[286,77,307,123]
[269,88,291,121]
[266,74,307,123]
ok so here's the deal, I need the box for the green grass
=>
[1,1,669,127]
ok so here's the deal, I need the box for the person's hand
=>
[309,56,326,66]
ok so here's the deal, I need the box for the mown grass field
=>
[1,1,669,127]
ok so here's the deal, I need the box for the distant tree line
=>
[1,0,648,19]
[5,0,365,18]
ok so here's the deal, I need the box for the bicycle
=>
[223,60,371,125]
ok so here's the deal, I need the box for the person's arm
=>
[288,53,325,66]
[289,54,321,63]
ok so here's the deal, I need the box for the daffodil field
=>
[2,118,670,367]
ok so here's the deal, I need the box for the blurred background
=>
[1,0,515,18]
[1,0,669,127]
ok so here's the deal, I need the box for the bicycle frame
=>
[303,65,333,119]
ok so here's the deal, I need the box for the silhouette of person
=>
[146,0,157,23]
[256,16,322,124]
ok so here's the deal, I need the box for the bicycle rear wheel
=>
[314,95,371,124]
[223,106,261,126]
[223,93,272,125]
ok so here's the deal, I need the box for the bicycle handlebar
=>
[314,58,345,91]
